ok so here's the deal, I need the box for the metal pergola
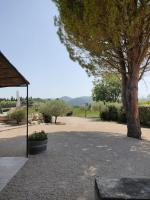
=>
[0,51,30,157]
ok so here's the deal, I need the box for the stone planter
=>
[28,139,48,155]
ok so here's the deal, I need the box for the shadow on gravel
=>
[0,131,150,200]
[0,135,26,157]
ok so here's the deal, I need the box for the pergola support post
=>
[26,85,29,158]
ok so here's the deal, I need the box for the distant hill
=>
[60,96,92,106]
[60,96,72,102]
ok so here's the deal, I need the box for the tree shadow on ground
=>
[0,131,150,200]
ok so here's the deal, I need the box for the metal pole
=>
[26,85,29,157]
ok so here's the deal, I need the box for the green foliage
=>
[1,108,10,113]
[118,107,127,123]
[54,0,150,137]
[92,74,121,102]
[100,103,121,121]
[100,103,150,127]
[40,100,71,123]
[40,102,53,123]
[0,100,16,108]
[43,114,52,123]
[8,108,26,124]
[138,100,150,106]
[73,106,99,117]
[48,100,70,116]
[28,131,48,141]
[73,102,150,127]
[91,101,105,117]
[53,1,150,77]
[100,106,109,121]
[108,104,121,121]
[139,106,150,127]
[80,103,90,117]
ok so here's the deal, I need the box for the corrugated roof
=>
[0,52,29,88]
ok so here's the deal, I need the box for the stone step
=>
[95,177,150,200]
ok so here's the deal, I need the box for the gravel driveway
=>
[0,129,150,200]
[0,132,150,200]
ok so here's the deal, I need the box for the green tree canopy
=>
[92,74,121,102]
[40,100,71,123]
[53,0,150,139]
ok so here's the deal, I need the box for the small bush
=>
[139,106,150,127]
[0,100,16,108]
[2,108,10,112]
[100,103,121,121]
[8,108,26,124]
[100,106,110,120]
[39,103,52,123]
[40,100,71,123]
[43,114,52,123]
[108,104,120,121]
[28,130,48,141]
[138,101,150,106]
[66,111,73,116]
[100,103,150,127]
[118,107,127,123]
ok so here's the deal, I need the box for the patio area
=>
[0,157,27,192]
[0,117,150,200]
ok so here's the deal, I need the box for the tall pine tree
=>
[53,0,150,139]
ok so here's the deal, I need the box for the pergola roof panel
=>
[0,52,29,88]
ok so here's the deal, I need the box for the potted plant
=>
[28,130,48,154]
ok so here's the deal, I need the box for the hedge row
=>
[100,103,150,127]
[0,101,16,108]
[139,106,150,127]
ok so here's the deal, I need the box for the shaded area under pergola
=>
[0,51,29,157]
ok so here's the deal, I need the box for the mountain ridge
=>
[60,96,92,106]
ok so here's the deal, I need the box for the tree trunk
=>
[121,74,128,111]
[121,73,142,139]
[55,116,57,124]
[85,110,87,118]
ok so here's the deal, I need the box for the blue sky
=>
[0,0,150,99]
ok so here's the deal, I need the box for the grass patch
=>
[73,107,99,118]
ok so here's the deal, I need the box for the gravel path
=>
[0,117,150,199]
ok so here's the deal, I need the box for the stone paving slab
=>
[0,157,27,192]
[95,177,150,200]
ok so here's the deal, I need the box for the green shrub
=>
[8,108,26,124]
[39,103,52,123]
[2,108,10,112]
[40,100,71,123]
[138,101,150,106]
[100,103,121,121]
[118,107,127,123]
[139,106,150,127]
[28,130,48,141]
[66,111,73,116]
[0,100,16,108]
[108,104,120,121]
[91,101,106,117]
[101,103,150,126]
[73,107,99,117]
[43,114,52,123]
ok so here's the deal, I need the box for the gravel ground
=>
[0,117,150,200]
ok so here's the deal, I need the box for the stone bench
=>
[95,177,150,200]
